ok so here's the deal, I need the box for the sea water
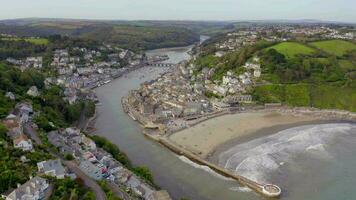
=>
[219,123,356,199]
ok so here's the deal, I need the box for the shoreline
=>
[122,95,355,198]
[143,132,282,197]
[168,108,356,159]
[207,119,352,164]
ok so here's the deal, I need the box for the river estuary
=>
[93,37,356,200]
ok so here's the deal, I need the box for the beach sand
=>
[169,111,319,158]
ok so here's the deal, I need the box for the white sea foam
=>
[219,123,356,183]
[229,186,252,192]
[177,155,232,181]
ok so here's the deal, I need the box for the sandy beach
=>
[169,111,320,158]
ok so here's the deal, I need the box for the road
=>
[64,161,107,200]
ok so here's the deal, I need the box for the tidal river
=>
[93,37,356,200]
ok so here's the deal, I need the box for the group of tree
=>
[89,135,156,186]
[0,38,47,60]
[49,177,96,200]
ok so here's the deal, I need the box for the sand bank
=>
[169,111,319,158]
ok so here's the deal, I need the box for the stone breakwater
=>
[144,133,282,198]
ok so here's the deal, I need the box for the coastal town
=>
[1,92,172,200]
[0,17,355,200]
[214,25,355,54]
[5,45,149,105]
[124,24,356,135]
[121,23,356,197]
[0,38,174,200]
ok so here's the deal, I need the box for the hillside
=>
[0,19,203,50]
[79,25,200,50]
[194,39,356,112]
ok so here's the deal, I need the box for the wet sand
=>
[169,111,320,158]
[208,119,342,164]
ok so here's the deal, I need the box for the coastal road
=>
[64,161,107,200]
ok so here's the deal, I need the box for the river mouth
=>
[94,66,356,200]
[93,36,356,200]
[217,122,356,199]
[93,66,260,200]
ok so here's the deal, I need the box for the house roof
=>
[6,114,17,119]
[13,134,30,145]
[82,136,95,146]
[2,118,20,129]
[38,159,65,176]
[149,190,172,200]
[7,176,48,200]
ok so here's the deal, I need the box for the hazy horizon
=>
[0,0,355,23]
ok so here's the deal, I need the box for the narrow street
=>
[64,161,107,200]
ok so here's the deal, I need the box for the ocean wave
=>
[219,123,356,183]
[177,155,232,181]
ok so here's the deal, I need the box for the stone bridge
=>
[147,62,176,67]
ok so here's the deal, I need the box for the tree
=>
[0,123,8,140]
[64,153,74,161]
[132,166,154,185]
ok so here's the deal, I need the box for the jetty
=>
[144,132,282,198]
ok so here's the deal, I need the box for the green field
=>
[253,84,356,112]
[338,60,356,71]
[309,40,356,56]
[24,38,49,45]
[267,42,316,58]
[1,37,49,45]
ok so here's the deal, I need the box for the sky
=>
[0,0,355,23]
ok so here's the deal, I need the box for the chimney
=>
[29,175,33,179]
[17,183,21,188]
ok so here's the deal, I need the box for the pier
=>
[143,133,282,198]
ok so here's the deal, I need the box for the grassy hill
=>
[267,42,316,58]
[255,40,356,111]
[309,40,356,56]
[194,38,356,112]
[253,83,356,112]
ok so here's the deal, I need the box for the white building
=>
[3,176,49,200]
[37,159,66,179]
[13,134,33,151]
[27,86,40,97]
